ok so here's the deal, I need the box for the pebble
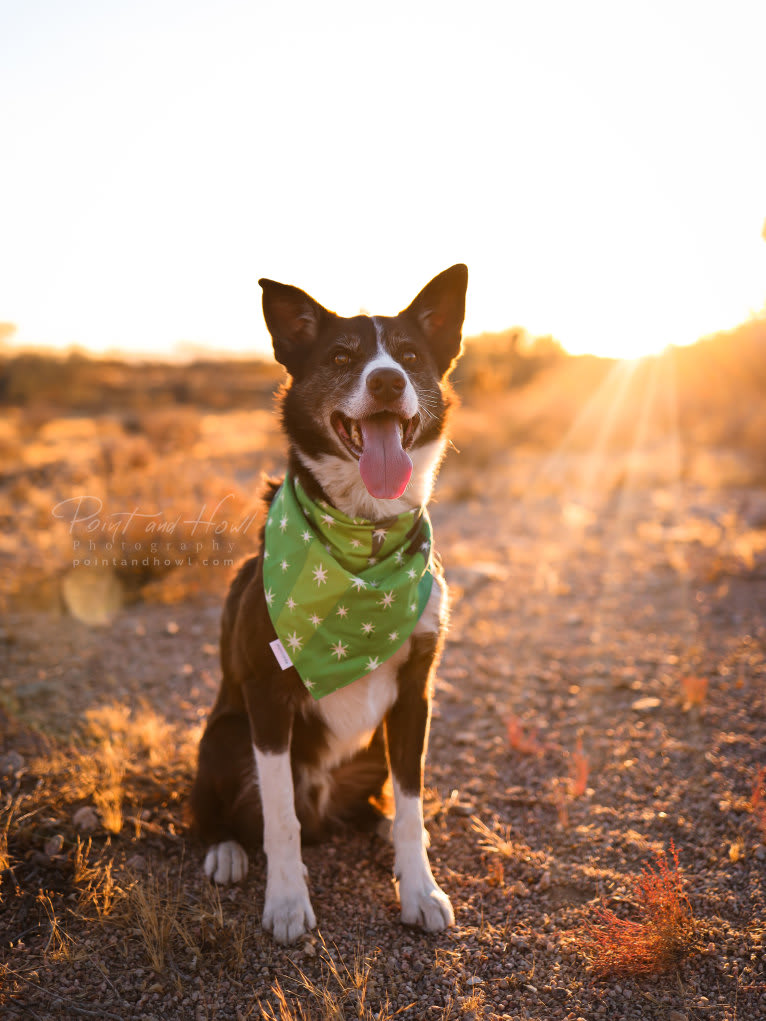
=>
[72,805,100,832]
[44,834,64,856]
[0,751,25,778]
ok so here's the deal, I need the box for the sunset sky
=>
[1,0,765,360]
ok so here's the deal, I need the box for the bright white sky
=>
[1,0,765,359]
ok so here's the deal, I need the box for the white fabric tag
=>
[270,638,293,671]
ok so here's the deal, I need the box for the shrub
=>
[579,842,696,977]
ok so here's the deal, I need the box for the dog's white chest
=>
[315,646,406,765]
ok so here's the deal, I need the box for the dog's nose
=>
[366,366,406,403]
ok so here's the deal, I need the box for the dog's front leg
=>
[386,633,454,932]
[251,710,316,944]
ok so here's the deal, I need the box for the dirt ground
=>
[1,409,766,1019]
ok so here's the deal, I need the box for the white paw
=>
[204,840,249,885]
[262,872,317,944]
[398,873,455,932]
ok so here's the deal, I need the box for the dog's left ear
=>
[401,264,468,377]
[259,278,333,377]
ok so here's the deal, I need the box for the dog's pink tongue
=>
[359,414,413,499]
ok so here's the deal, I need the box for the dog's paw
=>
[398,874,455,932]
[262,876,317,944]
[204,841,249,885]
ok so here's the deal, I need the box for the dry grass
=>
[259,934,407,1021]
[578,842,696,977]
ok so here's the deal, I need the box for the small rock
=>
[44,834,64,857]
[0,751,25,778]
[631,696,662,712]
[166,621,180,635]
[466,976,483,986]
[537,870,552,890]
[72,805,99,832]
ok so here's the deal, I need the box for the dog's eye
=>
[333,351,351,366]
[401,350,418,365]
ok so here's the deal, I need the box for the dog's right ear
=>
[259,279,333,375]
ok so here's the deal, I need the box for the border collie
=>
[190,264,468,943]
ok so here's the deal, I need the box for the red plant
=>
[579,842,695,977]
[681,675,708,709]
[568,738,589,797]
[506,715,544,756]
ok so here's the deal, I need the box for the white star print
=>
[407,568,417,580]
[286,631,303,651]
[361,621,375,635]
[265,588,274,606]
[409,601,417,613]
[421,541,430,552]
[336,605,348,617]
[312,563,328,586]
[350,538,362,549]
[321,512,334,527]
[331,640,348,659]
[394,550,404,564]
[279,515,288,532]
[280,559,289,572]
[367,556,377,566]
[351,576,366,591]
[286,596,297,611]
[308,613,322,627]
[301,530,312,543]
[304,677,314,689]
[366,656,380,671]
[373,528,387,541]
[379,591,395,609]
[388,630,399,642]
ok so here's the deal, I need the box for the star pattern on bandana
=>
[308,612,322,627]
[313,563,328,586]
[286,631,303,652]
[366,656,380,672]
[379,591,395,609]
[331,640,348,660]
[361,621,375,635]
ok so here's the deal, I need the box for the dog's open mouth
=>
[331,411,419,500]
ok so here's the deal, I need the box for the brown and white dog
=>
[190,265,468,943]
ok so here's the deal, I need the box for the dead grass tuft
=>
[577,842,696,977]
[259,934,406,1021]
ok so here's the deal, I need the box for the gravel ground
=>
[1,458,765,1020]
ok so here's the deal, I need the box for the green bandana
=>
[263,476,434,700]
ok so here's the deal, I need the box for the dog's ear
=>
[259,278,333,375]
[401,264,468,377]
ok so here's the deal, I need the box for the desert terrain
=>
[1,327,765,1020]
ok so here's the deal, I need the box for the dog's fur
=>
[190,265,468,943]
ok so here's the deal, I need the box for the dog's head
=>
[259,265,468,511]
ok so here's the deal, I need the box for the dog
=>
[190,264,468,943]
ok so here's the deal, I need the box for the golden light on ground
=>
[1,1,765,361]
